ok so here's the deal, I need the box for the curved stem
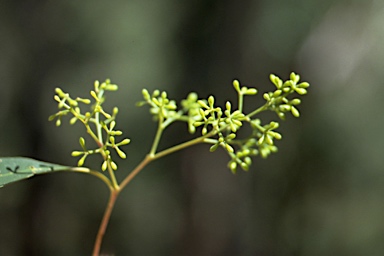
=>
[71,167,113,189]
[92,189,119,256]
[120,131,215,190]
[152,133,211,160]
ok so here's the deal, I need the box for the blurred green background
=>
[1,0,384,255]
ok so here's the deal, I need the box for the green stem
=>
[71,167,113,190]
[149,117,164,156]
[152,131,214,160]
[107,161,120,190]
[246,104,269,119]
[238,93,244,113]
[95,90,105,143]
[120,130,215,190]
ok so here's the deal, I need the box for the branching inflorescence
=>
[48,72,309,255]
[137,72,309,173]
[50,73,309,175]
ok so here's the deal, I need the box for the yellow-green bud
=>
[111,161,118,170]
[233,80,240,92]
[101,160,108,171]
[116,148,127,159]
[208,95,215,106]
[71,151,83,157]
[290,72,300,83]
[78,155,86,167]
[113,107,119,116]
[119,138,131,145]
[245,88,257,95]
[291,106,300,117]
[70,117,77,125]
[94,80,100,91]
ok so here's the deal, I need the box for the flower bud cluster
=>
[139,72,309,174]
[265,72,309,119]
[139,89,178,120]
[138,89,205,133]
[49,79,130,171]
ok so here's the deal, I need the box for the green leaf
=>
[0,157,79,188]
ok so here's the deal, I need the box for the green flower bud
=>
[227,133,236,140]
[208,95,215,107]
[269,121,279,129]
[225,143,234,153]
[70,117,77,125]
[240,162,249,171]
[295,88,307,95]
[111,161,118,170]
[119,138,131,145]
[48,114,57,121]
[245,88,257,95]
[210,143,219,152]
[273,90,282,97]
[229,161,237,172]
[142,89,150,100]
[270,74,283,88]
[78,155,86,167]
[269,131,282,140]
[94,80,100,91]
[110,130,123,136]
[290,99,301,105]
[76,97,91,104]
[233,80,240,92]
[283,87,291,93]
[90,90,98,101]
[79,137,86,150]
[55,88,66,97]
[102,160,108,171]
[265,135,273,145]
[198,100,209,109]
[298,82,310,88]
[278,112,285,120]
[116,147,127,159]
[290,72,300,83]
[113,107,119,116]
[244,156,252,165]
[279,105,291,112]
[71,151,84,157]
[243,148,251,156]
[104,84,118,91]
[226,101,231,111]
[109,121,116,130]
[291,106,300,117]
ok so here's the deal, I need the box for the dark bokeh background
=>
[1,1,384,255]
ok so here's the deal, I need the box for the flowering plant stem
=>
[44,73,309,255]
[92,130,214,255]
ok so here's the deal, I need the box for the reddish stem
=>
[92,189,119,256]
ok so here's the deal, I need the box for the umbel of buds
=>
[138,72,309,173]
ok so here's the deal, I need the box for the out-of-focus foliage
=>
[1,0,384,255]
